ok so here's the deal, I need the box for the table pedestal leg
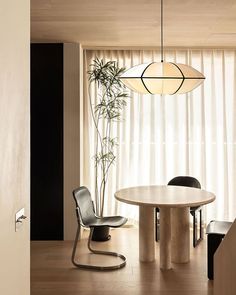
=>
[139,206,155,262]
[159,207,172,270]
[171,207,190,263]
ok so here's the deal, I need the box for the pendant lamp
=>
[120,0,205,95]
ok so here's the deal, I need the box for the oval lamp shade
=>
[120,62,205,95]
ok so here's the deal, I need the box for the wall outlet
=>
[15,208,26,232]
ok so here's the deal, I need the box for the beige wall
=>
[64,43,83,240]
[0,0,30,294]
[214,219,236,295]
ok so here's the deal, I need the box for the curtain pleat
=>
[83,49,236,223]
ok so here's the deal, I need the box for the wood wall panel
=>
[31,0,236,47]
[214,219,236,295]
[63,43,83,240]
[0,0,30,293]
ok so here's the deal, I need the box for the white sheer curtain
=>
[83,49,236,223]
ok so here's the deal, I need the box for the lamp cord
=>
[161,0,164,62]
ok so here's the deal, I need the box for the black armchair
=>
[71,186,127,270]
[155,176,203,247]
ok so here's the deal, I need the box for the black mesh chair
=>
[155,176,203,247]
[72,186,127,270]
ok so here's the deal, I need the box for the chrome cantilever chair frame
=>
[71,225,126,271]
[71,186,127,271]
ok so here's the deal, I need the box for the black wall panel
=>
[31,43,64,240]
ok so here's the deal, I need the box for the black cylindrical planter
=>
[92,226,111,241]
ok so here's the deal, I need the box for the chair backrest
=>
[73,186,96,226]
[168,176,201,189]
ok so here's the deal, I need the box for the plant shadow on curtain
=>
[83,49,236,224]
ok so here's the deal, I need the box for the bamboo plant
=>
[87,58,128,217]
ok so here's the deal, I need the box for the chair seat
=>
[206,220,232,235]
[190,205,201,211]
[157,206,201,214]
[84,216,128,228]
[190,205,202,215]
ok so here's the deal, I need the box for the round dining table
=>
[115,185,216,270]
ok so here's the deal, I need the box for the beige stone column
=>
[159,207,172,270]
[139,206,155,262]
[171,207,190,263]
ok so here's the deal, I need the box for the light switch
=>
[15,208,27,232]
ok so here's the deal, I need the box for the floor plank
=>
[31,228,213,295]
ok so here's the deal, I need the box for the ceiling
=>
[31,0,236,48]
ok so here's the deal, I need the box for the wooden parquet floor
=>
[31,228,213,295]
